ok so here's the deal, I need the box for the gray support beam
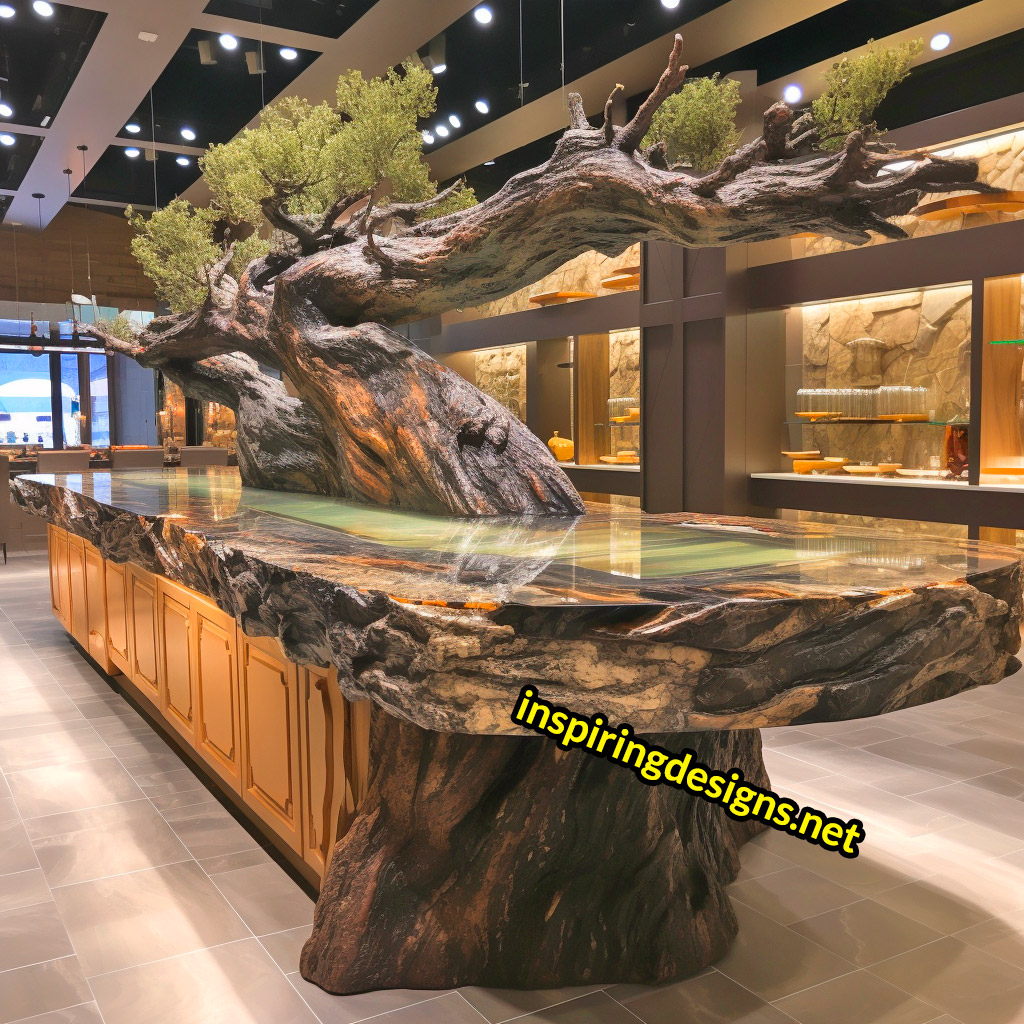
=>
[111,354,158,446]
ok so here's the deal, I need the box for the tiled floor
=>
[2,551,1024,1024]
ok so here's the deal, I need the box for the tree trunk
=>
[300,713,767,993]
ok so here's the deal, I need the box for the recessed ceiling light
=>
[484,160,495,165]
[125,122,141,134]
[280,47,298,60]
[930,32,951,51]
[138,30,158,42]
[219,33,238,50]
[448,114,461,128]
[431,63,446,74]
[422,130,435,144]
[32,1,53,16]
[0,102,12,118]
[661,0,681,8]
[473,5,493,24]
[435,124,449,137]
[0,5,15,18]
[475,99,489,114]
[125,147,141,158]
[783,83,803,105]
[180,127,196,141]
[40,115,49,126]
[176,156,191,166]
[0,134,15,146]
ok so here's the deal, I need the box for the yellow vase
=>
[547,431,574,462]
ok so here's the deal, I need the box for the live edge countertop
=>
[11,468,1023,736]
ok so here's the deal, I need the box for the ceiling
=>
[0,0,1023,227]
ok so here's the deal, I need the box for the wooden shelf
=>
[913,190,1024,221]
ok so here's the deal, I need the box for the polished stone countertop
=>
[12,468,1022,734]
[10,467,1018,609]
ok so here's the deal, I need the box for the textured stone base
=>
[300,715,767,993]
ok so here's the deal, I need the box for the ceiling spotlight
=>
[0,134,15,146]
[448,113,461,128]
[484,160,495,166]
[661,0,681,8]
[782,83,803,105]
[930,32,951,51]
[473,5,493,24]
[176,156,191,166]
[435,124,450,138]
[0,5,14,18]
[474,98,489,114]
[431,62,446,74]
[198,39,217,65]
[180,127,196,141]
[125,122,141,134]
[219,33,238,50]
[125,147,141,158]
[32,1,54,16]
[280,46,298,60]
[422,130,435,144]
[0,102,12,118]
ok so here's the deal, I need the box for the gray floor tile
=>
[198,846,274,876]
[0,956,93,1024]
[7,1003,105,1024]
[611,970,792,1023]
[773,970,939,1024]
[870,936,1024,1024]
[0,723,109,773]
[259,926,311,975]
[911,782,1024,840]
[715,901,854,1002]
[788,898,942,967]
[90,939,319,1024]
[954,907,1024,969]
[460,985,603,1023]
[287,973,453,1024]
[0,902,75,971]
[0,819,38,875]
[512,991,639,1023]
[730,866,859,926]
[0,868,51,913]
[52,859,250,976]
[211,861,314,935]
[28,799,191,887]
[865,737,1007,781]
[163,805,261,860]
[7,757,144,818]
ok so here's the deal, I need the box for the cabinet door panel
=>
[158,586,195,741]
[104,560,130,676]
[195,608,240,788]
[67,535,89,649]
[128,567,160,703]
[48,526,70,629]
[301,666,346,876]
[239,635,302,852]
[84,544,115,673]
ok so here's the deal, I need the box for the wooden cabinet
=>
[44,525,371,882]
[47,525,70,631]
[84,543,116,674]
[194,604,241,790]
[104,560,131,676]
[157,579,197,742]
[127,565,160,704]
[300,665,347,876]
[238,633,303,853]
[67,534,89,650]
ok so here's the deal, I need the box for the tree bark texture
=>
[99,34,992,517]
[301,713,767,992]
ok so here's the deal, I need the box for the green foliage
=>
[202,97,345,224]
[94,312,140,345]
[419,180,477,222]
[126,200,219,314]
[812,38,924,148]
[335,60,438,204]
[229,232,272,280]
[642,74,741,172]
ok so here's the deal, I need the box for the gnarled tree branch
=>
[618,33,687,153]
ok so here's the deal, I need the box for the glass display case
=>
[782,283,972,482]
